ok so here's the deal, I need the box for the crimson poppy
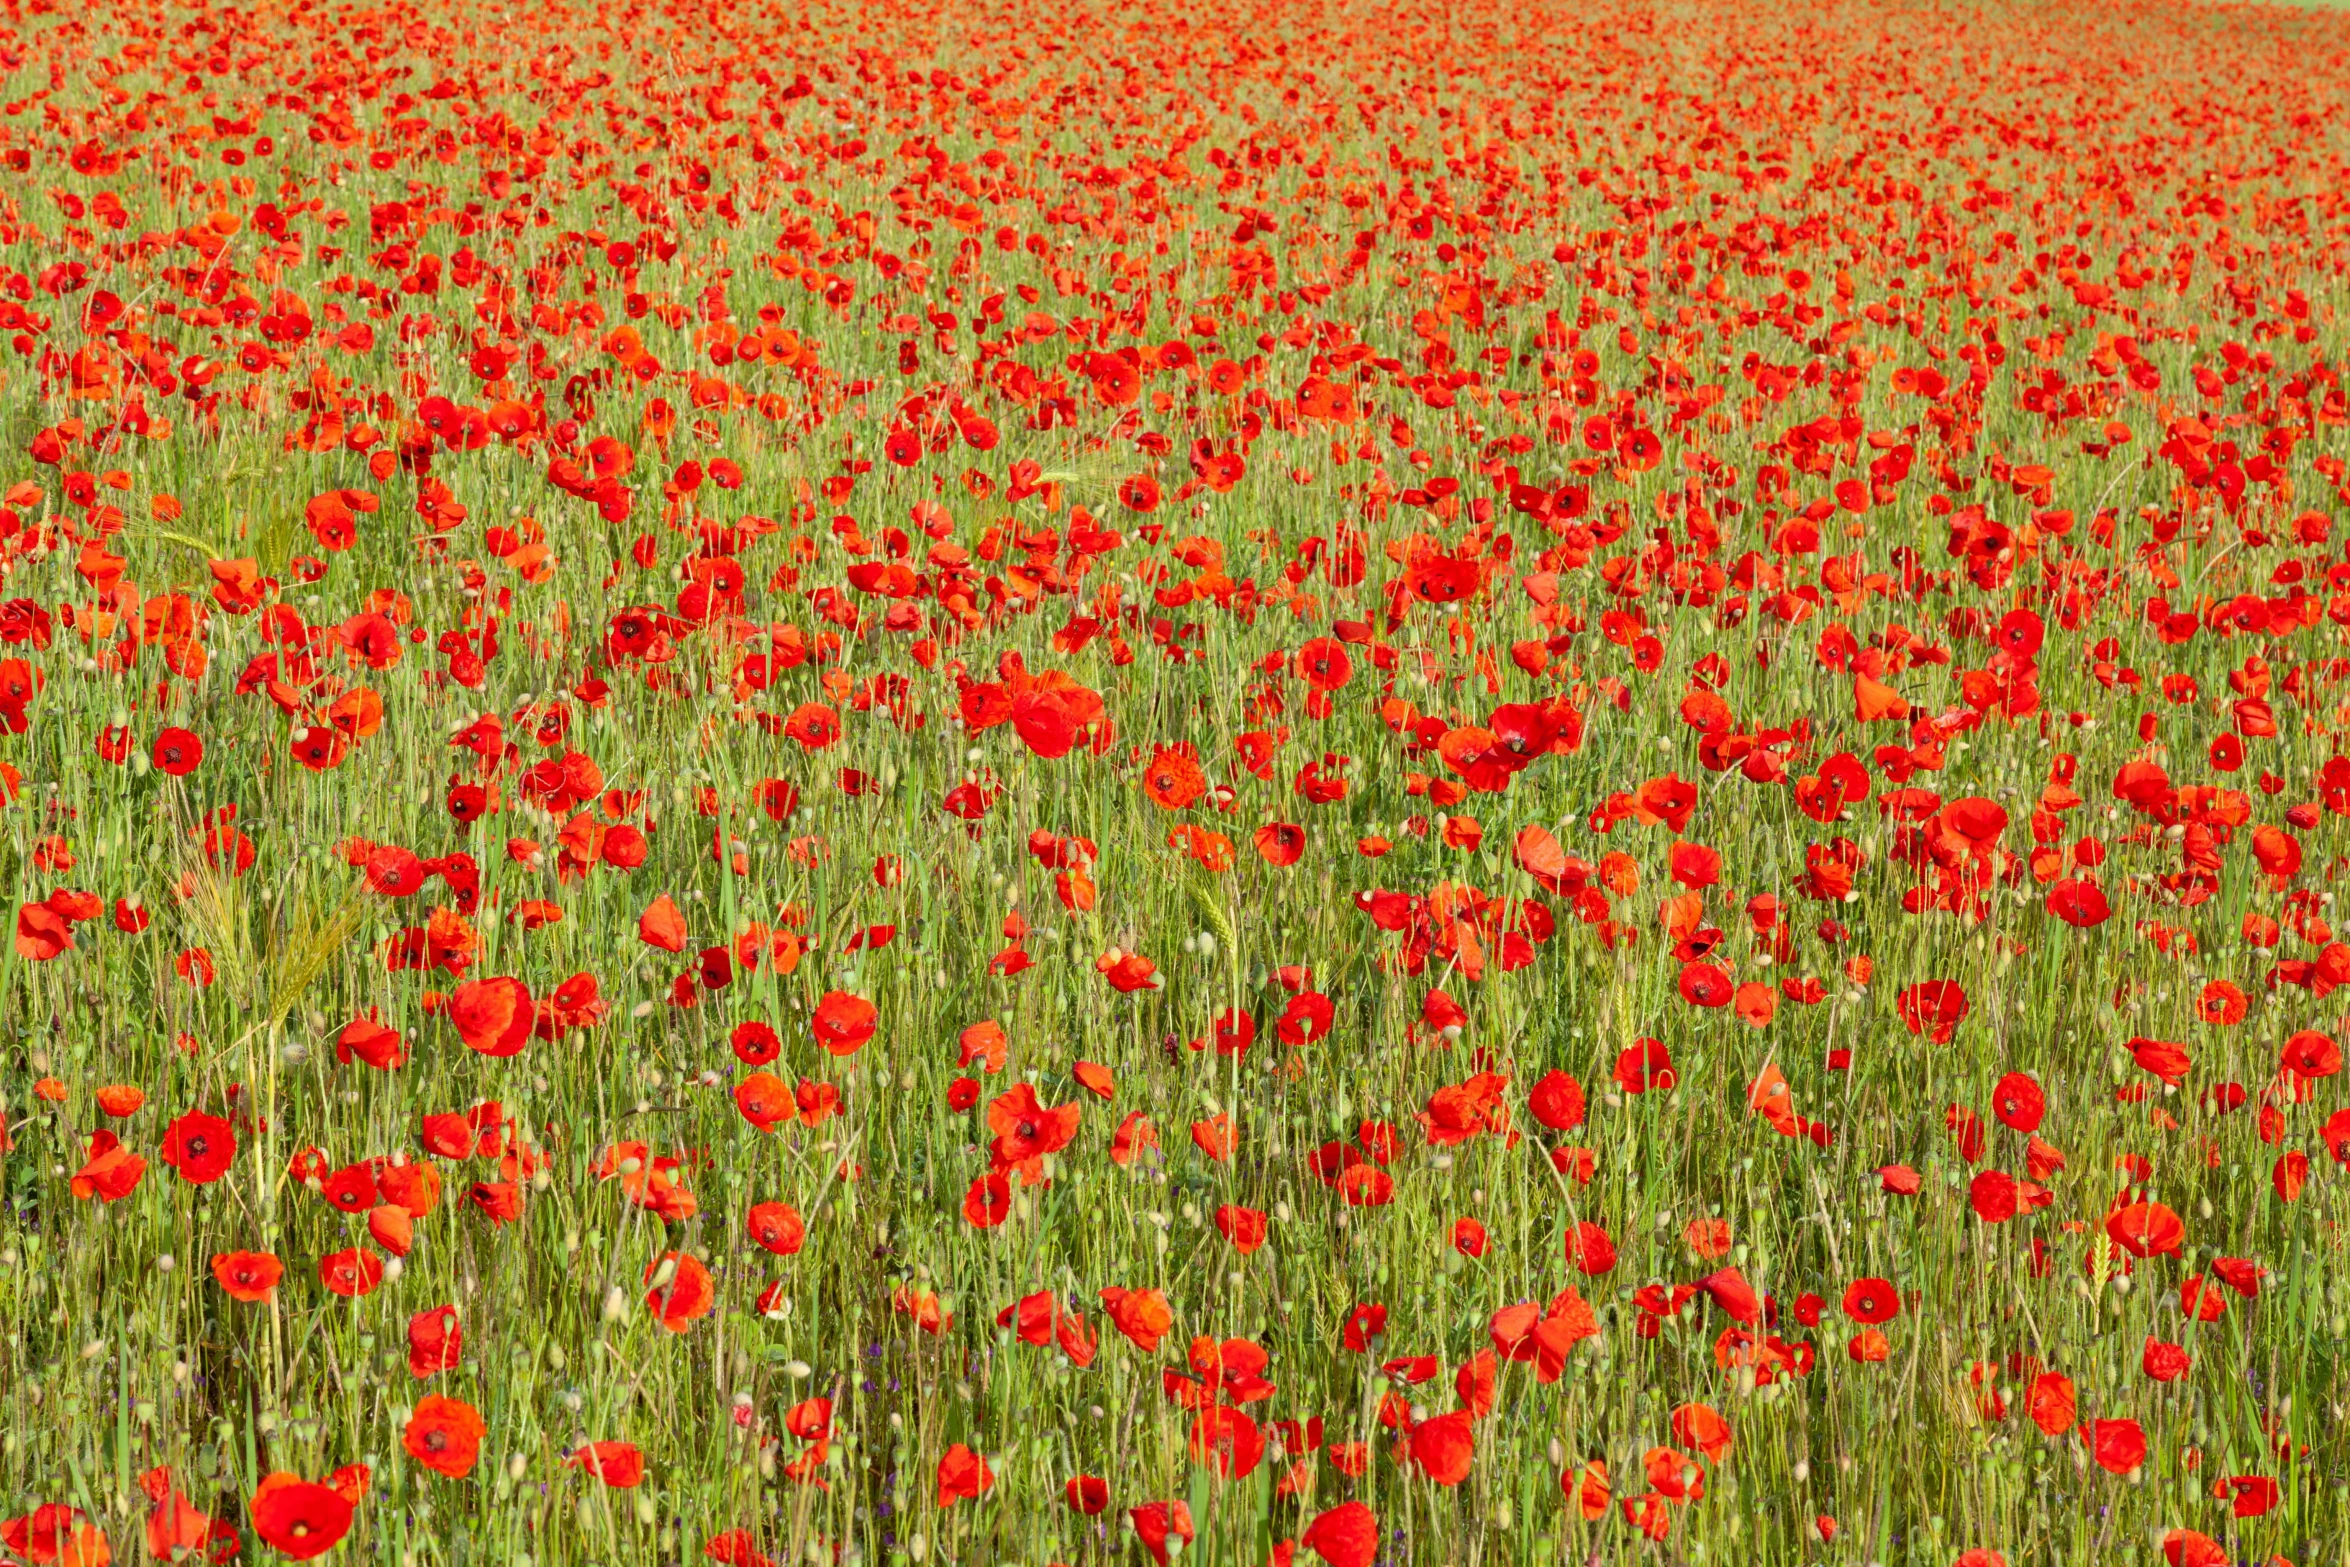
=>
[809,991,877,1055]
[1253,820,1306,865]
[1275,991,1333,1045]
[1990,1071,2044,1132]
[2105,1201,2185,1258]
[1613,1038,1675,1093]
[1841,1278,1901,1324]
[159,1111,236,1184]
[152,726,204,775]
[1409,1410,1475,1485]
[1895,979,1970,1043]
[249,1475,353,1560]
[336,1015,407,1070]
[746,1201,806,1256]
[2089,1417,2147,1474]
[386,1310,454,1385]
[1565,1221,1616,1275]
[730,1020,781,1065]
[643,1253,714,1331]
[568,1442,646,1488]
[447,976,532,1057]
[1214,1204,1267,1254]
[962,1172,1012,1228]
[1188,1405,1264,1478]
[2021,1371,2074,1435]
[734,1072,794,1132]
[404,1395,486,1479]
[71,1131,145,1202]
[212,1251,283,1303]
[2224,1478,2279,1519]
[1129,1502,1194,1567]
[2282,1029,2342,1079]
[935,1443,993,1507]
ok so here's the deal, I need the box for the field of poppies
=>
[3,0,2350,1561]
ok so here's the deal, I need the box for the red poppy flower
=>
[2282,1029,2342,1080]
[211,1251,283,1303]
[962,1172,1012,1228]
[988,1083,1080,1165]
[1214,1204,1267,1254]
[1409,1410,1475,1485]
[2141,1336,2192,1382]
[1990,1071,2044,1132]
[2224,1478,2280,1520]
[468,1181,523,1223]
[72,1131,146,1202]
[568,1442,646,1488]
[809,990,877,1056]
[730,1020,781,1065]
[1301,1502,1378,1567]
[704,1530,778,1567]
[2186,960,2249,1022]
[336,1015,407,1070]
[2021,1371,2075,1434]
[782,703,841,749]
[1695,1267,1760,1323]
[318,1248,384,1298]
[151,726,204,775]
[1563,1220,1616,1275]
[0,1505,108,1567]
[249,1475,354,1561]
[1275,991,1334,1045]
[1488,1288,1600,1380]
[447,976,533,1057]
[643,1252,714,1331]
[1895,979,1970,1043]
[1129,1501,1194,1567]
[1526,1070,1586,1130]
[935,1443,994,1507]
[1676,962,1735,1007]
[158,1110,236,1184]
[1294,637,1352,691]
[1188,1405,1264,1479]
[408,1306,464,1378]
[13,899,74,962]
[320,1163,380,1213]
[1253,820,1306,865]
[1667,841,1721,889]
[1613,1038,1675,1093]
[1335,1163,1393,1206]
[1841,1277,1900,1324]
[2105,1200,2184,1258]
[2089,1417,2146,1474]
[636,893,688,952]
[2127,1037,2193,1086]
[2275,1150,2311,1200]
[1968,1170,2017,1223]
[746,1201,806,1257]
[404,1395,486,1479]
[1140,743,1205,809]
